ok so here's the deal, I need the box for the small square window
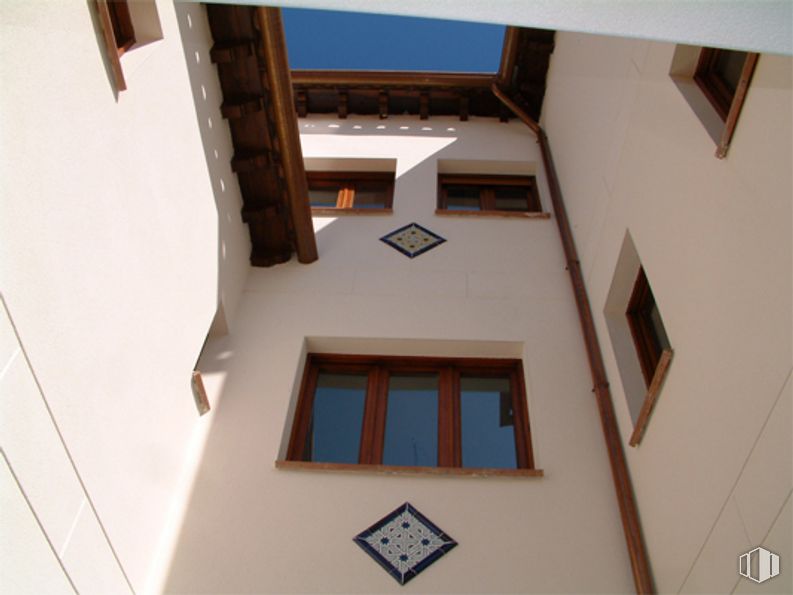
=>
[437,175,542,216]
[286,355,535,472]
[307,172,394,213]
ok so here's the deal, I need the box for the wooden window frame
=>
[436,174,543,218]
[285,354,537,475]
[307,171,394,215]
[625,268,673,446]
[95,0,137,92]
[625,268,665,387]
[693,48,759,158]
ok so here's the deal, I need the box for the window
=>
[626,268,670,387]
[694,48,754,122]
[677,46,759,158]
[285,354,536,473]
[106,0,136,55]
[307,172,394,213]
[437,175,542,216]
[625,268,673,446]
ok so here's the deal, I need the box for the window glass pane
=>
[308,373,367,463]
[493,186,530,211]
[383,374,438,467]
[444,186,481,211]
[308,186,340,208]
[715,50,747,95]
[353,181,389,208]
[460,376,517,468]
[649,302,671,352]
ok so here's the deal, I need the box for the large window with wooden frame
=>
[285,355,537,475]
[437,175,542,216]
[693,47,759,158]
[307,172,394,214]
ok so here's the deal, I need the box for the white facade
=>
[1,2,791,594]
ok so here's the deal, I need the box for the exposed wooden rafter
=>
[207,5,317,267]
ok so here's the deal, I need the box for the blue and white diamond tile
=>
[353,502,457,585]
[380,223,446,258]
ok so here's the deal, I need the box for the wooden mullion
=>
[359,367,383,464]
[437,366,457,467]
[481,188,496,211]
[371,366,390,464]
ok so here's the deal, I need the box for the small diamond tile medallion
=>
[380,223,446,258]
[353,502,457,585]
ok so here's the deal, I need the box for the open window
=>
[307,172,394,214]
[436,174,542,217]
[284,354,538,475]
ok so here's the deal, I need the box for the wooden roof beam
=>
[257,7,317,264]
[338,90,348,119]
[419,92,429,120]
[496,26,521,88]
[292,70,494,88]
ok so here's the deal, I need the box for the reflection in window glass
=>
[494,186,529,211]
[308,186,340,207]
[445,186,481,211]
[353,182,389,208]
[460,376,517,468]
[383,374,438,467]
[309,373,367,463]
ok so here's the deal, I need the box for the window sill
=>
[311,208,393,216]
[276,460,543,478]
[435,209,550,219]
[629,349,673,447]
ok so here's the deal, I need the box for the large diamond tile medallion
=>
[380,223,446,258]
[353,502,457,585]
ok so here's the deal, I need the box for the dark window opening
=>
[307,172,394,210]
[438,175,541,213]
[626,268,671,387]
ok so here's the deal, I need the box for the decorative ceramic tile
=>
[353,502,457,585]
[380,223,446,258]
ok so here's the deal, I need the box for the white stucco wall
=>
[164,116,635,593]
[543,33,793,592]
[0,2,248,592]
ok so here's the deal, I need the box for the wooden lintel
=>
[257,7,318,264]
[378,90,388,119]
[419,92,429,120]
[338,90,348,119]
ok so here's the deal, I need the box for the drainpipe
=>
[492,84,654,594]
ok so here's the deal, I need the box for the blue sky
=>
[282,8,505,72]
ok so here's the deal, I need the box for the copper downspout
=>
[492,84,654,594]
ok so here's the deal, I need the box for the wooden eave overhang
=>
[292,26,555,122]
[206,4,317,266]
[206,7,554,267]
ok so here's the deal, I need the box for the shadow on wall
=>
[174,2,251,336]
